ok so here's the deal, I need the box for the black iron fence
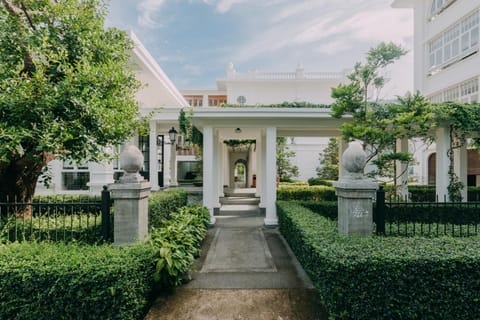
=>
[375,186,480,237]
[0,187,112,243]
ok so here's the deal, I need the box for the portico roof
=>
[191,107,350,138]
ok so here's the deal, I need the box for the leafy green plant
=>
[149,205,209,287]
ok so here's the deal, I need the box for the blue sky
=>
[106,0,414,99]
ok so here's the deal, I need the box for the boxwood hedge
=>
[148,188,188,229]
[277,201,480,320]
[276,185,336,201]
[0,243,157,320]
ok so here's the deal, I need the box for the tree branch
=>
[20,2,37,31]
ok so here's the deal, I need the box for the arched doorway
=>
[234,159,248,188]
[428,151,480,186]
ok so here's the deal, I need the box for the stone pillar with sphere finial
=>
[333,141,378,237]
[108,145,151,245]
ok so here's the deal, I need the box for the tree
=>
[316,138,339,180]
[276,137,299,182]
[0,0,140,203]
[331,42,432,184]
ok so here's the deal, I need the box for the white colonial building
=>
[393,0,480,194]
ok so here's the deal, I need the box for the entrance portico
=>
[192,107,347,225]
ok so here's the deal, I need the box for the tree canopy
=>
[0,0,141,200]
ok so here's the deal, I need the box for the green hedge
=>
[148,188,188,229]
[307,178,333,186]
[294,200,338,220]
[277,185,336,201]
[0,243,156,320]
[383,185,480,202]
[277,201,480,320]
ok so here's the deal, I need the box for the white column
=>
[203,95,208,107]
[454,140,468,202]
[149,121,159,191]
[395,137,409,199]
[264,127,277,226]
[170,142,178,187]
[435,126,450,201]
[255,138,263,198]
[338,138,348,179]
[163,130,171,187]
[203,126,216,224]
[218,140,225,197]
[223,143,229,188]
[213,130,221,207]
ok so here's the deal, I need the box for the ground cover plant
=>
[277,201,480,320]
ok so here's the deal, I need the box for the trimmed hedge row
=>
[307,178,333,186]
[276,185,336,201]
[0,243,157,320]
[277,201,480,320]
[384,185,480,202]
[148,188,188,229]
[0,204,210,320]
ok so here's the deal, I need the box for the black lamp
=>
[168,127,177,144]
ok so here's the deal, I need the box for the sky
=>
[105,0,414,99]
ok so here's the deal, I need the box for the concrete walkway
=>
[144,202,327,320]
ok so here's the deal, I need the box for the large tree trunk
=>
[0,156,45,218]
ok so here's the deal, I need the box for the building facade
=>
[393,0,480,193]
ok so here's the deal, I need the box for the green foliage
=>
[0,242,156,320]
[179,108,203,147]
[276,185,336,201]
[316,137,339,180]
[277,201,480,320]
[295,201,338,220]
[0,0,141,199]
[307,178,333,186]
[276,137,299,182]
[149,205,210,287]
[148,189,188,229]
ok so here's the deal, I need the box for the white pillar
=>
[255,136,262,198]
[395,137,409,199]
[163,130,171,187]
[149,121,159,191]
[203,126,216,224]
[203,94,208,108]
[454,140,468,202]
[264,127,277,226]
[223,143,229,188]
[218,140,225,197]
[170,142,178,187]
[435,126,450,201]
[338,138,348,179]
[213,130,221,207]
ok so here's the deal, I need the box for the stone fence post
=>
[109,145,151,246]
[333,141,378,237]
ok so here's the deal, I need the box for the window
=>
[208,95,227,106]
[428,77,479,103]
[430,0,456,17]
[184,95,203,107]
[62,161,89,190]
[428,10,479,73]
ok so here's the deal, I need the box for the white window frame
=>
[428,77,479,103]
[427,10,479,75]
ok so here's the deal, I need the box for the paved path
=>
[144,203,327,320]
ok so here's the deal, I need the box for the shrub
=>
[277,185,336,201]
[307,178,333,186]
[296,200,338,220]
[148,189,188,229]
[277,201,480,320]
[149,205,210,287]
[0,243,156,320]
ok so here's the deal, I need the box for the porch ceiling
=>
[191,107,351,138]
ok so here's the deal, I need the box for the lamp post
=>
[168,127,177,145]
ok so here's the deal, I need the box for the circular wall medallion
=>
[236,95,246,104]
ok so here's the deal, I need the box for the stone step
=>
[220,196,260,205]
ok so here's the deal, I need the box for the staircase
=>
[217,188,261,217]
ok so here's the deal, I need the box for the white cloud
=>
[137,0,166,28]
